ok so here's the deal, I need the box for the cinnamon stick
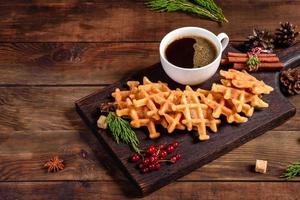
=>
[228,56,280,63]
[233,62,284,71]
[228,52,277,57]
[221,58,229,65]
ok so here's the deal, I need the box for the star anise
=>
[44,156,64,173]
[99,102,115,113]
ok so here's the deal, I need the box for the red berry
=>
[149,155,158,163]
[138,163,145,169]
[149,164,155,171]
[170,156,177,163]
[130,153,140,162]
[160,150,168,159]
[172,141,179,149]
[147,145,157,155]
[175,153,181,161]
[141,167,149,173]
[154,163,161,170]
[166,144,175,154]
[142,158,150,166]
[157,144,164,150]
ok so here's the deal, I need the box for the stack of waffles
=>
[111,69,273,141]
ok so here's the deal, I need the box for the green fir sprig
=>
[146,0,227,23]
[192,0,227,22]
[106,112,141,153]
[281,161,300,180]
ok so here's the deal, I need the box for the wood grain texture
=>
[0,87,299,183]
[0,130,115,182]
[1,129,299,182]
[76,61,296,195]
[0,87,101,132]
[0,181,299,200]
[1,41,300,86]
[74,43,300,195]
[0,86,298,132]
[0,0,300,198]
[0,0,300,42]
[0,43,158,85]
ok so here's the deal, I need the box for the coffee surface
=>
[165,36,217,68]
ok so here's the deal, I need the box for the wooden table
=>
[0,1,299,199]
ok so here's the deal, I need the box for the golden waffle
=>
[138,77,170,93]
[134,77,171,119]
[161,113,185,133]
[133,88,166,120]
[203,107,221,133]
[211,84,269,109]
[116,98,160,139]
[112,88,130,107]
[112,80,141,108]
[220,69,273,95]
[158,89,182,115]
[198,90,248,123]
[172,86,210,140]
[109,70,273,141]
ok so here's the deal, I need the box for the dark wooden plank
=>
[0,130,116,182]
[0,1,300,42]
[1,41,300,86]
[76,65,296,195]
[1,129,299,182]
[0,1,299,199]
[274,94,299,131]
[0,42,158,85]
[0,87,101,132]
[75,43,299,195]
[0,87,299,182]
[0,181,299,200]
[0,86,298,133]
[182,130,300,181]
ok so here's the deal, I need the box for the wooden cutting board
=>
[75,43,299,196]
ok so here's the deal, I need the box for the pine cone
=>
[244,29,275,52]
[293,81,300,94]
[280,67,300,95]
[280,71,291,87]
[275,22,299,47]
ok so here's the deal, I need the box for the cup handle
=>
[217,33,229,52]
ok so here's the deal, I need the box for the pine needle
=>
[146,0,227,23]
[106,112,141,153]
[281,161,300,179]
[192,0,228,22]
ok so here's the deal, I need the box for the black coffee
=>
[165,36,217,68]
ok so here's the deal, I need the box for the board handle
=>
[278,42,300,69]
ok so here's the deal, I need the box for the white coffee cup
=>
[159,27,229,85]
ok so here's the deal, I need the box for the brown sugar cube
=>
[97,115,107,129]
[255,160,268,174]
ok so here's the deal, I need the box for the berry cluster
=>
[129,141,181,174]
